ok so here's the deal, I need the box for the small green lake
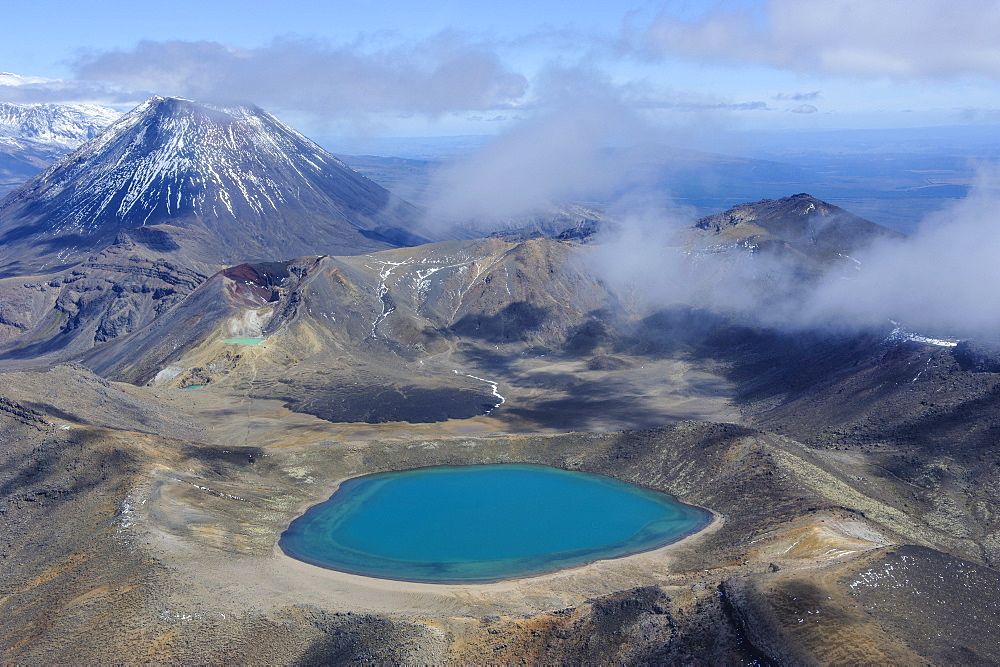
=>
[279,464,710,584]
[222,337,264,345]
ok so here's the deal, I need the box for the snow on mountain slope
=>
[0,102,121,151]
[0,96,426,273]
[0,88,122,197]
[30,96,366,230]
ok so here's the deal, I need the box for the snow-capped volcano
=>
[0,96,426,273]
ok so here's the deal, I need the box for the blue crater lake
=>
[279,464,711,584]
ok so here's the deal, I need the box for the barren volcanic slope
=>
[82,236,650,427]
[4,356,1000,663]
[3,117,1000,664]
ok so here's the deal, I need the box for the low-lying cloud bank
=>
[803,169,1000,336]
[590,169,1000,340]
[426,103,644,223]
[421,65,738,229]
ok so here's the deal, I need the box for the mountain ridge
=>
[682,192,906,281]
[0,99,121,198]
[692,193,905,250]
[0,101,121,150]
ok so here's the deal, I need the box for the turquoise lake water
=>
[222,337,264,345]
[279,464,710,584]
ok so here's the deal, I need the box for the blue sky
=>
[2,0,999,138]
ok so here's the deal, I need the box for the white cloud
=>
[588,168,1000,339]
[0,72,140,106]
[72,35,528,122]
[427,105,621,221]
[631,0,1000,80]
[774,91,820,101]
[801,168,1000,336]
[422,66,687,224]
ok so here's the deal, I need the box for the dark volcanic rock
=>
[953,339,1000,372]
[268,382,496,424]
[0,246,207,359]
[843,545,1000,664]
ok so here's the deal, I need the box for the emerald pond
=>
[279,464,710,584]
[222,337,264,345]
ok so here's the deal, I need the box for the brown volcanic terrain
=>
[3,354,1000,663]
[2,100,998,662]
[75,235,739,430]
[5,276,1000,663]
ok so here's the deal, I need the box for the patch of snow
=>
[453,369,506,414]
[837,253,863,270]
[369,258,412,338]
[912,356,934,383]
[0,100,120,151]
[185,479,250,503]
[151,365,184,386]
[886,325,958,348]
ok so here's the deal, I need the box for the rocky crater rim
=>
[117,424,896,617]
